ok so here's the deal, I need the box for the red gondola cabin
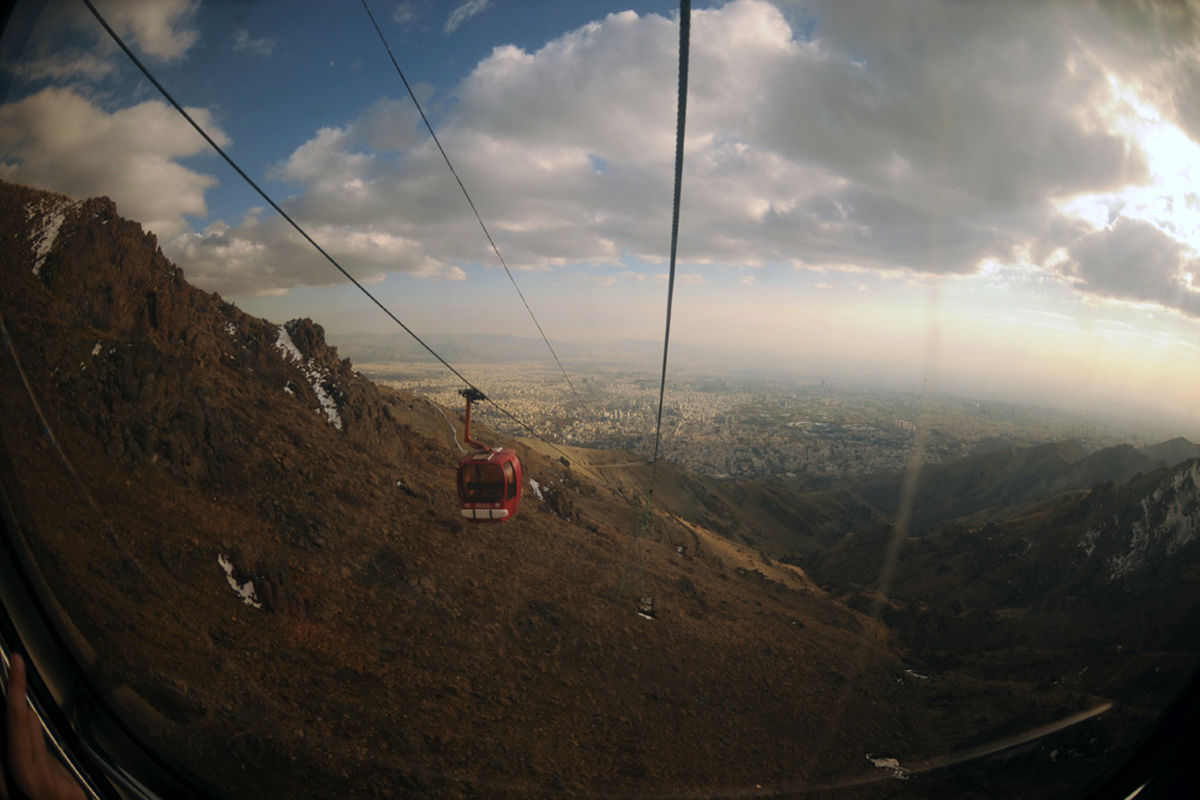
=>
[455,387,523,522]
[458,448,523,522]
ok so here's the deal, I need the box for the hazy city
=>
[350,346,1151,484]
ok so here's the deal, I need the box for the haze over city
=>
[3,0,1200,429]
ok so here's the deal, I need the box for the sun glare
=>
[1059,75,1200,255]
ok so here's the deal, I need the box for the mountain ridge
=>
[847,436,1198,532]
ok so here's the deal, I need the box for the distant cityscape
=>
[356,358,1132,483]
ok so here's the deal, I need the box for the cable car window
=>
[461,462,504,503]
[503,461,516,501]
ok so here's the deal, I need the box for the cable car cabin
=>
[457,448,523,522]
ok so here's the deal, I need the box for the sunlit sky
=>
[2,0,1200,430]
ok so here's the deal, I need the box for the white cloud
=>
[9,52,117,82]
[393,2,419,26]
[103,0,200,62]
[168,206,467,295]
[445,0,1155,280]
[15,0,1188,321]
[0,87,226,238]
[1,0,199,88]
[233,29,276,58]
[444,0,491,34]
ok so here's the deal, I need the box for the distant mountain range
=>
[849,437,1200,531]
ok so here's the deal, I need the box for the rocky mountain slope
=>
[1,179,1191,799]
[801,457,1200,792]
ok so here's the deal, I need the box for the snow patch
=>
[224,321,237,337]
[91,341,102,357]
[530,477,544,500]
[1110,463,1200,579]
[218,554,262,608]
[26,198,79,276]
[1081,462,1200,580]
[274,325,343,430]
[274,326,302,361]
[866,754,910,780]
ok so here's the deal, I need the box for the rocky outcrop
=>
[0,180,431,489]
[1079,459,1200,581]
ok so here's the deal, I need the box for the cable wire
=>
[359,0,577,395]
[79,0,575,465]
[649,0,690,490]
[623,0,690,605]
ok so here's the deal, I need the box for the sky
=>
[2,0,1200,430]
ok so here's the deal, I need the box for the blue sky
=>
[3,0,1200,428]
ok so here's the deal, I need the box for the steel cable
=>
[79,0,575,464]
[359,0,577,395]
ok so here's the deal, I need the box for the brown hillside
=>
[0,180,1107,798]
[800,458,1200,798]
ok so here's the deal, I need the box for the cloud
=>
[103,0,200,62]
[169,209,467,295]
[8,52,117,83]
[146,94,478,294]
[0,87,226,238]
[12,0,1184,319]
[171,1,1155,295]
[1075,1,1200,145]
[731,1,1147,266]
[1056,217,1200,315]
[393,2,419,26]
[447,0,1149,275]
[233,29,276,58]
[445,0,491,34]
[0,0,199,90]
